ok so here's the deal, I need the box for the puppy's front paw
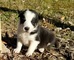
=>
[26,52,32,57]
[14,48,20,53]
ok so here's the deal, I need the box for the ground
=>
[0,0,74,60]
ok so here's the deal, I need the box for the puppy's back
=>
[38,26,55,48]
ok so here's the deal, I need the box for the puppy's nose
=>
[24,27,29,31]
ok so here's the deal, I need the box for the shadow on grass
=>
[47,17,74,31]
[2,32,17,48]
[2,32,28,54]
[0,7,74,31]
[0,7,19,13]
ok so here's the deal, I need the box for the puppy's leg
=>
[14,40,22,53]
[39,48,44,53]
[26,41,40,56]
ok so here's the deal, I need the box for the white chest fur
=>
[17,32,37,46]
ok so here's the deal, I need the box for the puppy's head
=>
[18,9,39,32]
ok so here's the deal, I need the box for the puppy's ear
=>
[38,14,43,20]
[18,11,24,17]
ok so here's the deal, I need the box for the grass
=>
[0,0,74,22]
[0,0,74,35]
[0,0,74,16]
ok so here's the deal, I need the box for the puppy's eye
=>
[31,18,38,27]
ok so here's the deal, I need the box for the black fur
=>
[19,11,26,24]
[30,29,38,35]
[31,17,39,27]
[36,26,55,48]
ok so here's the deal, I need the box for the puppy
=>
[14,9,55,56]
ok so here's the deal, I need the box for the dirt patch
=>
[1,20,74,60]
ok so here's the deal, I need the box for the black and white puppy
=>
[14,9,55,56]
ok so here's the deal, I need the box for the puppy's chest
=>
[18,32,37,45]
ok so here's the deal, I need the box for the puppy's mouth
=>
[25,30,29,32]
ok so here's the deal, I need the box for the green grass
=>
[0,0,74,33]
[0,0,74,22]
[0,1,74,60]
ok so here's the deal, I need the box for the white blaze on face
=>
[24,10,36,32]
[25,10,35,22]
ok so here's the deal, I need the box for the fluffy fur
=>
[14,9,55,56]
